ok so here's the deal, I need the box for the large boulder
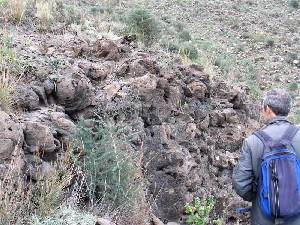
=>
[78,60,113,81]
[13,85,40,111]
[24,122,59,153]
[54,69,95,114]
[0,111,24,160]
[93,39,121,61]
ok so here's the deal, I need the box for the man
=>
[232,88,300,225]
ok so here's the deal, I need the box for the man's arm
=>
[232,139,256,202]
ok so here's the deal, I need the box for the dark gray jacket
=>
[232,116,300,225]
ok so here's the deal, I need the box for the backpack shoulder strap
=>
[280,124,299,148]
[280,124,299,145]
[253,130,274,148]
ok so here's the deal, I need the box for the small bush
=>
[246,79,262,98]
[31,206,95,225]
[72,113,141,207]
[288,82,298,92]
[266,37,275,47]
[286,52,298,64]
[185,196,216,225]
[179,43,199,61]
[62,3,81,24]
[8,0,27,22]
[0,0,7,9]
[0,69,13,111]
[290,108,300,124]
[252,32,276,47]
[126,7,160,45]
[160,39,180,53]
[289,0,299,8]
[0,152,73,224]
[214,53,235,75]
[0,35,16,111]
[168,41,180,52]
[54,1,82,25]
[36,0,56,27]
[179,30,192,41]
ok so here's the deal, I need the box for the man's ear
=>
[266,105,272,114]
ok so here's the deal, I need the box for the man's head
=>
[262,88,292,121]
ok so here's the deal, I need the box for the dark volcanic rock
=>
[13,85,40,111]
[1,37,258,225]
[54,68,95,114]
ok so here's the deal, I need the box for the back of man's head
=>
[263,88,292,116]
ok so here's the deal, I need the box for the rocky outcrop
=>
[3,36,258,225]
[0,111,24,161]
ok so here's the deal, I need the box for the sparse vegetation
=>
[289,0,299,9]
[252,32,276,47]
[290,108,300,124]
[36,0,55,27]
[0,154,73,224]
[59,2,82,25]
[214,53,236,76]
[0,35,15,111]
[72,113,142,208]
[179,43,199,61]
[31,206,95,225]
[8,0,27,23]
[286,52,298,64]
[265,37,275,47]
[126,7,160,44]
[185,196,216,225]
[179,30,192,42]
[288,82,298,93]
[0,68,13,111]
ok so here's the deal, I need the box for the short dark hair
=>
[263,88,292,116]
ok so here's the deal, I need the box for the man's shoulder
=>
[292,124,300,142]
[247,123,300,145]
[245,133,262,146]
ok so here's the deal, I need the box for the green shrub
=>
[252,32,276,47]
[253,32,267,42]
[0,35,15,64]
[179,30,192,41]
[185,196,215,225]
[126,7,160,44]
[266,37,275,47]
[214,53,235,75]
[246,79,262,99]
[72,113,141,207]
[179,43,199,60]
[59,2,81,24]
[0,0,7,8]
[289,0,299,8]
[288,82,298,92]
[290,108,300,124]
[168,41,180,52]
[160,39,180,53]
[237,59,261,98]
[31,206,95,225]
[286,52,298,64]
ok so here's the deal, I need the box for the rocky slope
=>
[0,26,261,224]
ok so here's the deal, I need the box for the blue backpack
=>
[254,124,300,219]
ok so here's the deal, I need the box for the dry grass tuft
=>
[0,148,74,224]
[8,0,27,23]
[36,0,56,26]
[0,68,13,111]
